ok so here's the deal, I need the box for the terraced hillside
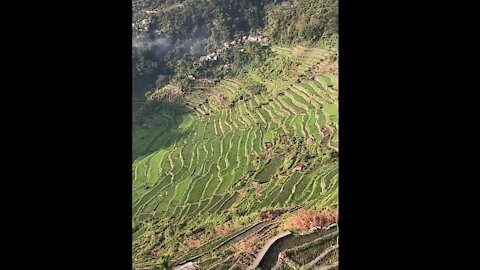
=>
[132,44,338,269]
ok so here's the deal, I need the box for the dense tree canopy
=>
[132,0,338,95]
[265,0,338,46]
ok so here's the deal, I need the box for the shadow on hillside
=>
[258,226,338,270]
[132,99,194,162]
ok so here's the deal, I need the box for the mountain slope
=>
[132,1,338,269]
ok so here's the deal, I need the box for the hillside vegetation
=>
[132,0,338,95]
[132,0,338,269]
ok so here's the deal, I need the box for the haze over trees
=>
[132,0,338,96]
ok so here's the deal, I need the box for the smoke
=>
[132,25,218,61]
[132,35,172,55]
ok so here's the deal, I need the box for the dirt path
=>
[247,231,292,270]
[174,220,278,266]
[220,220,278,251]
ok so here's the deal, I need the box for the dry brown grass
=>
[184,225,233,249]
[213,226,233,235]
[284,208,338,231]
[186,237,206,249]
[311,56,338,76]
[232,235,260,253]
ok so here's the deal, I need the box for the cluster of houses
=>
[193,34,269,67]
[196,52,219,65]
[187,75,220,84]
[132,17,152,33]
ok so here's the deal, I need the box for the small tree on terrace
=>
[156,256,170,270]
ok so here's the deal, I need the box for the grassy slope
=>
[132,44,338,269]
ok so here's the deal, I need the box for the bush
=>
[244,81,267,95]
[156,256,170,270]
[284,208,338,231]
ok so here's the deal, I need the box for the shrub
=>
[284,208,338,231]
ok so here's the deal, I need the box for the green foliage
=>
[265,0,338,46]
[133,0,338,95]
[244,81,267,95]
[133,0,277,94]
[156,256,170,270]
[258,54,298,80]
[153,0,274,42]
[191,43,272,84]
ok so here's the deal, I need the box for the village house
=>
[145,9,157,14]
[257,34,268,42]
[293,163,306,172]
[247,36,257,42]
[206,52,218,61]
[190,34,269,67]
[217,92,227,101]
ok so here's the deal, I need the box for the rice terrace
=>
[132,0,339,269]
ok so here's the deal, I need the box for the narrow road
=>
[247,231,292,270]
